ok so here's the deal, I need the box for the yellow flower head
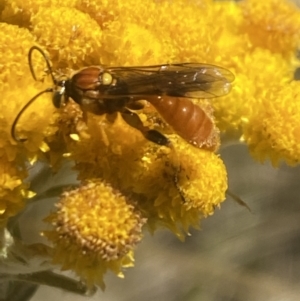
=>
[243,81,300,166]
[213,48,293,133]
[240,0,300,55]
[1,0,77,27]
[141,137,227,239]
[0,23,34,89]
[31,7,102,68]
[0,158,30,227]
[43,180,146,289]
[101,21,173,66]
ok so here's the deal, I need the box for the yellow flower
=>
[213,48,293,133]
[101,22,173,66]
[43,180,146,289]
[1,0,77,27]
[31,7,102,68]
[0,23,35,88]
[142,137,228,239]
[240,0,300,55]
[0,158,29,227]
[243,81,300,166]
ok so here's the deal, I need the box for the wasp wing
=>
[105,63,234,99]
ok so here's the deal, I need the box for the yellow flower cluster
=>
[58,104,227,238]
[211,0,300,167]
[0,23,56,225]
[0,0,299,291]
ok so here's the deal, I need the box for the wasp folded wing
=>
[106,63,234,99]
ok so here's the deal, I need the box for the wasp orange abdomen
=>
[148,96,217,149]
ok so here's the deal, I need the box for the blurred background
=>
[22,143,300,301]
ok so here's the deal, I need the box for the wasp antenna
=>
[28,46,56,84]
[11,88,53,143]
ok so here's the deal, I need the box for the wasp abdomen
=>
[148,96,216,148]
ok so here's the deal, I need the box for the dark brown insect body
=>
[12,46,234,147]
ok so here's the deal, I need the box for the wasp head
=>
[52,75,69,108]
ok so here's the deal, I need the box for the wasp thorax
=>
[101,72,113,85]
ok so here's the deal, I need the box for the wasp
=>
[11,46,234,147]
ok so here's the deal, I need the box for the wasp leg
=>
[121,109,186,201]
[172,163,187,203]
[169,152,189,203]
[121,109,170,146]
